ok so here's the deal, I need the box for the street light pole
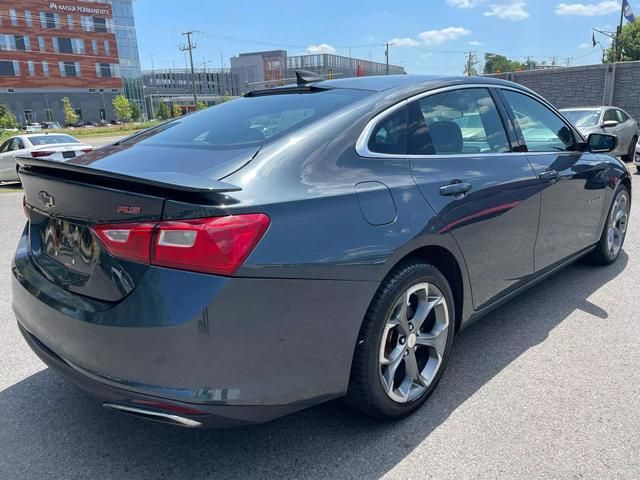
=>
[180,31,198,109]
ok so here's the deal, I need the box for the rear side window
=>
[502,90,575,153]
[136,89,370,149]
[368,106,407,155]
[29,135,79,146]
[616,109,628,122]
[407,88,510,155]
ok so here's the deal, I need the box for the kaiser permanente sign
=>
[47,1,112,16]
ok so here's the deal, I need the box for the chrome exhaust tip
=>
[103,402,203,428]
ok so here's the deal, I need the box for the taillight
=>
[92,223,156,263]
[91,214,270,276]
[31,151,55,158]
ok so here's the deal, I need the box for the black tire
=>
[347,259,455,420]
[622,136,637,163]
[588,184,630,265]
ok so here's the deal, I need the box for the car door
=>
[498,89,607,272]
[408,87,542,309]
[0,137,23,181]
[601,108,628,156]
[615,109,636,154]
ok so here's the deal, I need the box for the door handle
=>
[440,182,472,196]
[538,170,559,182]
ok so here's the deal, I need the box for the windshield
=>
[135,88,370,149]
[29,135,80,146]
[561,110,601,128]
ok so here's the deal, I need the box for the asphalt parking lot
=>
[0,173,639,480]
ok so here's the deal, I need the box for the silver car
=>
[0,134,92,182]
[561,107,639,162]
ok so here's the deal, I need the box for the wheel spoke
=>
[413,296,445,331]
[416,324,448,356]
[381,347,405,393]
[404,349,422,386]
[390,291,411,334]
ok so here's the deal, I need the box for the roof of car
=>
[261,74,528,94]
[560,107,604,111]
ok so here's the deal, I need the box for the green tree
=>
[130,102,142,122]
[197,101,207,110]
[62,97,79,126]
[606,21,640,62]
[0,104,18,129]
[156,102,171,120]
[112,95,132,123]
[483,53,525,74]
[172,103,183,118]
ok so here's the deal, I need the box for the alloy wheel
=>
[378,282,449,403]
[607,190,629,258]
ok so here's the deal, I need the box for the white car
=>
[0,134,92,182]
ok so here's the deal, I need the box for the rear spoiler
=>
[17,157,241,194]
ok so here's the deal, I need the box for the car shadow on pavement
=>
[0,253,628,480]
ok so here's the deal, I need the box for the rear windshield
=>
[29,135,80,146]
[561,110,600,128]
[135,88,370,149]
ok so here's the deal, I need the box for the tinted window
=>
[0,140,10,153]
[134,89,370,149]
[368,106,407,155]
[408,88,510,155]
[29,135,79,146]
[503,90,575,152]
[603,109,617,122]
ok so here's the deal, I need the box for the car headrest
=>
[428,121,463,154]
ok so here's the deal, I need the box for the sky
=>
[131,0,633,74]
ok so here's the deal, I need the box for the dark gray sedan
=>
[13,74,631,428]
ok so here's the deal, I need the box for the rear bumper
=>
[12,230,378,426]
[17,322,301,428]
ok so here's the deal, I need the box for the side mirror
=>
[588,133,617,153]
[602,120,618,128]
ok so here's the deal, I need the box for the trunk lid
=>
[19,152,244,302]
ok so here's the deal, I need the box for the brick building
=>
[0,0,144,125]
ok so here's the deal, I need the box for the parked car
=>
[13,75,630,428]
[561,107,639,162]
[23,123,43,133]
[0,134,92,182]
[42,121,62,130]
[635,138,640,173]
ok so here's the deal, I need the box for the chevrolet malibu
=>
[13,74,631,428]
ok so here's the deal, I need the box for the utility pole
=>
[180,31,198,109]
[385,42,390,75]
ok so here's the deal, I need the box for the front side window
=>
[408,88,510,155]
[368,106,407,155]
[502,90,575,153]
[603,109,617,123]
